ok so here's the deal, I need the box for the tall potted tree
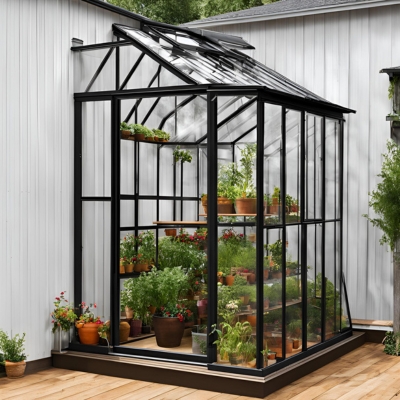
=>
[364,140,400,350]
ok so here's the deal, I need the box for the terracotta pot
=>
[267,352,276,360]
[148,305,156,314]
[264,269,269,281]
[247,273,256,284]
[165,228,177,237]
[247,314,257,327]
[153,316,185,348]
[5,361,26,379]
[217,197,235,214]
[293,339,300,349]
[225,275,235,286]
[239,295,250,305]
[125,263,134,273]
[135,133,145,141]
[235,198,257,214]
[120,321,130,342]
[77,322,101,345]
[286,268,290,277]
[130,319,142,337]
[248,233,256,243]
[134,263,148,272]
[120,130,131,139]
[272,271,282,280]
[119,261,125,274]
[201,196,208,214]
[128,134,136,141]
[125,306,134,319]
[145,136,154,142]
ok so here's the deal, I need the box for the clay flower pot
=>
[152,316,185,348]
[77,322,102,345]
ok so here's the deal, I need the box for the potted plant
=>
[192,325,207,354]
[131,123,152,141]
[267,239,283,279]
[144,127,155,142]
[288,320,302,349]
[120,121,132,140]
[269,187,280,214]
[51,291,77,352]
[120,233,137,273]
[0,330,27,378]
[217,163,242,214]
[153,128,170,142]
[211,321,253,365]
[235,144,257,214]
[200,193,208,214]
[136,230,155,272]
[75,301,105,345]
[173,146,192,163]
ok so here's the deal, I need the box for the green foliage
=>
[137,230,155,262]
[267,239,283,271]
[0,331,27,363]
[203,0,263,18]
[232,245,256,270]
[158,237,206,270]
[131,123,153,137]
[152,128,170,141]
[173,146,192,163]
[120,121,130,131]
[120,233,137,262]
[383,331,400,355]
[363,141,400,250]
[388,77,399,100]
[217,163,242,201]
[51,291,77,333]
[237,143,257,198]
[108,0,201,25]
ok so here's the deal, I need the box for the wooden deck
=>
[1,342,399,399]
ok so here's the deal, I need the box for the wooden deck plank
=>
[2,343,400,400]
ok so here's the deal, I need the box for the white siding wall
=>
[208,5,399,321]
[0,0,136,361]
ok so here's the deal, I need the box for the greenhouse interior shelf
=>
[60,9,356,395]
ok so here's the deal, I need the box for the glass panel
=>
[285,226,302,358]
[216,227,257,368]
[325,222,341,339]
[82,101,111,197]
[120,139,135,196]
[286,110,301,224]
[138,200,157,226]
[307,224,322,346]
[76,49,116,93]
[120,200,135,227]
[82,202,111,322]
[138,143,158,196]
[305,114,323,220]
[326,118,340,220]
[263,229,283,365]
[264,104,282,226]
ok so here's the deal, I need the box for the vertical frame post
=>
[74,101,83,312]
[256,98,265,369]
[321,117,326,342]
[207,92,218,363]
[111,97,121,346]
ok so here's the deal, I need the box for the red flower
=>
[55,297,60,301]
[60,292,65,295]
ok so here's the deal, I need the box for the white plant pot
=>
[53,327,71,352]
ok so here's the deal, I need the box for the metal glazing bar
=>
[256,99,264,369]
[74,101,83,315]
[281,107,287,359]
[321,117,326,342]
[159,95,197,130]
[207,93,218,363]
[116,38,120,90]
[141,97,161,125]
[71,40,131,52]
[156,145,160,266]
[124,65,162,122]
[180,162,184,219]
[217,97,257,129]
[85,47,115,92]
[111,98,121,346]
[196,146,200,221]
[339,120,345,331]
[232,125,257,145]
[119,53,145,91]
[300,111,308,351]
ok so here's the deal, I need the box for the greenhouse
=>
[70,15,354,379]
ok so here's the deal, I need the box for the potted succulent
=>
[75,301,105,345]
[235,144,257,214]
[0,330,27,378]
[51,291,77,352]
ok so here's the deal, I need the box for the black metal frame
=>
[73,24,353,377]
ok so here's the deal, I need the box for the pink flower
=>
[93,303,97,308]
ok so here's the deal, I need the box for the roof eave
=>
[185,0,400,29]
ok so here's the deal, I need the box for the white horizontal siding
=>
[208,5,397,321]
[0,0,138,361]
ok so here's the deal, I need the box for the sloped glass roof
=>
[113,24,341,107]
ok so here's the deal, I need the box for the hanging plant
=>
[173,146,192,163]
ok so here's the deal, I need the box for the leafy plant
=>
[173,146,192,163]
[132,123,153,137]
[153,128,170,141]
[137,230,155,262]
[158,303,193,322]
[267,239,283,271]
[217,163,242,201]
[77,301,104,325]
[0,331,27,363]
[237,143,257,198]
[120,233,137,263]
[120,121,130,131]
[388,77,399,100]
[51,291,77,333]
[383,331,400,355]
